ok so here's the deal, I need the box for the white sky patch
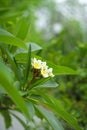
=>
[79,0,87,4]
[55,0,66,3]
[55,0,87,4]
[35,8,49,31]
[53,23,62,34]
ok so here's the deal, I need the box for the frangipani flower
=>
[31,58,42,69]
[41,66,48,78]
[31,58,55,78]
[47,68,54,77]
[41,62,47,68]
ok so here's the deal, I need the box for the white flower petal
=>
[41,61,46,66]
[47,68,54,77]
[48,68,53,72]
[31,58,42,69]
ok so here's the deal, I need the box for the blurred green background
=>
[0,0,87,129]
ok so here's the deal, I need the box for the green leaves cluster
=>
[0,3,81,130]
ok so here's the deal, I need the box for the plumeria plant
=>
[0,41,82,130]
[0,5,82,129]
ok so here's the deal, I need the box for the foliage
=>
[0,0,86,130]
[42,14,87,130]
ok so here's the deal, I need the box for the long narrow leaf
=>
[29,77,50,90]
[35,105,64,130]
[15,17,29,40]
[0,11,23,23]
[35,79,58,89]
[0,44,22,82]
[25,100,35,119]
[0,29,26,48]
[41,93,82,130]
[29,90,82,130]
[0,59,30,120]
[23,44,31,85]
[47,61,78,75]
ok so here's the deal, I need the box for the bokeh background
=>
[0,0,87,129]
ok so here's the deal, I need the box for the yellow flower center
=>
[41,69,46,75]
[34,62,40,69]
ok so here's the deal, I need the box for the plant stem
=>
[24,76,35,91]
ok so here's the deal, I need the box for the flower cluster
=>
[31,58,54,78]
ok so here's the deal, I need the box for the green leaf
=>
[29,90,82,130]
[25,100,35,119]
[0,59,30,120]
[34,79,58,89]
[15,42,42,56]
[23,44,31,85]
[14,53,27,63]
[35,105,64,130]
[47,61,78,75]
[15,17,29,40]
[41,94,82,130]
[0,8,10,14]
[1,110,11,129]
[13,58,23,84]
[26,42,42,52]
[0,44,22,82]
[0,29,26,48]
[29,78,50,90]
[0,11,23,23]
